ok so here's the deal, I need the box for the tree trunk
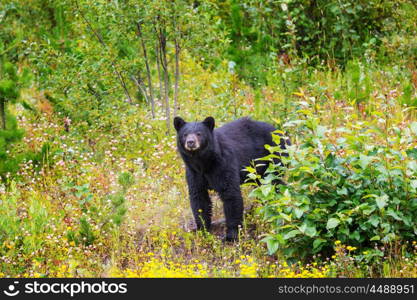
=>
[173,37,180,117]
[130,75,149,104]
[155,41,164,107]
[171,6,180,117]
[136,21,155,118]
[158,25,171,133]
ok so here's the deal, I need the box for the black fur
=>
[174,116,289,241]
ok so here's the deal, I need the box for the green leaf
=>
[305,226,317,237]
[370,235,380,241]
[386,209,401,221]
[350,230,361,241]
[336,187,348,196]
[408,161,417,173]
[261,185,272,197]
[266,238,279,255]
[299,223,317,237]
[326,218,340,230]
[247,173,258,181]
[410,180,417,190]
[284,229,300,240]
[368,215,380,227]
[299,166,313,174]
[293,208,304,219]
[316,125,327,138]
[410,122,417,135]
[375,194,388,210]
[359,154,373,169]
[363,206,376,215]
[245,166,256,173]
[279,212,292,222]
[313,238,326,251]
[406,148,417,159]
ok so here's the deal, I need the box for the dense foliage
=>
[221,0,417,84]
[0,58,33,179]
[251,115,417,260]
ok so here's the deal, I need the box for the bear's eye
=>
[196,132,201,137]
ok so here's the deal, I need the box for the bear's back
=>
[215,117,276,144]
[213,118,277,174]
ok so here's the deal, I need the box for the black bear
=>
[174,116,289,241]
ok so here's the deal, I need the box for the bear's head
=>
[173,116,215,154]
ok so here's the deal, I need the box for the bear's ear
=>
[173,117,186,131]
[203,116,215,131]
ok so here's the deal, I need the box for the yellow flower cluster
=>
[236,256,258,278]
[55,264,70,277]
[275,261,329,278]
[334,241,357,253]
[109,256,209,278]
[278,267,329,278]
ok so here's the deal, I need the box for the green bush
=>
[0,58,31,180]
[250,116,417,260]
[221,0,412,85]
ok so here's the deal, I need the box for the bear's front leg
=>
[186,168,212,231]
[219,185,244,242]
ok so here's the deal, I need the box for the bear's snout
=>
[187,140,196,148]
[184,134,200,151]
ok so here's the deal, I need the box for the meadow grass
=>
[0,55,416,278]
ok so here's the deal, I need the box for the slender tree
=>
[156,17,171,133]
[136,21,155,118]
[74,0,133,104]
[172,5,181,117]
[154,30,164,107]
